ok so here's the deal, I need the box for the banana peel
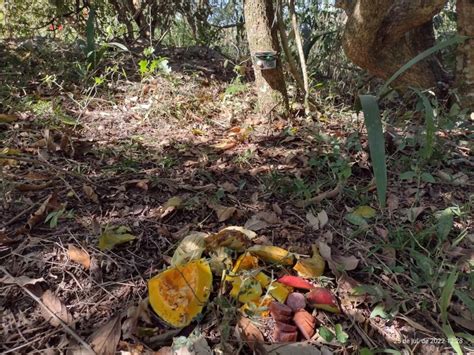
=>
[232,252,259,273]
[247,245,295,266]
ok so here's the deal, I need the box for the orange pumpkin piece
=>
[148,259,212,328]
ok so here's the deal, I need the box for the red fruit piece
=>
[286,292,306,312]
[277,275,314,290]
[275,321,297,333]
[269,301,293,322]
[272,328,298,342]
[306,287,340,314]
[293,309,316,340]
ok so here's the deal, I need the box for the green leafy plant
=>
[358,35,467,208]
[224,76,247,98]
[45,208,73,228]
[138,57,171,78]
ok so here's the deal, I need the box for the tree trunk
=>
[289,0,310,113]
[244,0,288,116]
[277,0,305,93]
[456,0,474,111]
[335,0,449,90]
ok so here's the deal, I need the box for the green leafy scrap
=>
[98,225,136,251]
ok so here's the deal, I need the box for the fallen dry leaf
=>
[135,180,149,191]
[23,171,51,180]
[212,139,237,150]
[333,255,359,271]
[89,315,122,355]
[68,244,91,270]
[16,182,52,191]
[171,232,207,266]
[293,245,325,278]
[255,211,280,224]
[236,317,265,353]
[209,203,236,222]
[157,196,183,219]
[448,314,474,331]
[375,226,389,240]
[26,193,61,229]
[387,195,399,213]
[306,210,328,230]
[83,184,99,203]
[0,232,16,246]
[220,181,238,193]
[272,203,282,215]
[436,171,469,186]
[317,210,329,228]
[404,206,426,223]
[306,212,319,229]
[0,113,18,123]
[318,241,359,275]
[98,225,136,251]
[244,215,269,231]
[40,290,74,327]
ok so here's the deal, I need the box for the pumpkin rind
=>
[148,259,212,328]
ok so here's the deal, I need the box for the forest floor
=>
[1,39,473,354]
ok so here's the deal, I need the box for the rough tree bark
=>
[335,0,449,89]
[244,0,289,116]
[456,0,474,111]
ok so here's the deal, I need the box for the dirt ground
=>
[1,42,473,354]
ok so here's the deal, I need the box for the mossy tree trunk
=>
[244,0,289,116]
[456,0,474,111]
[335,0,449,89]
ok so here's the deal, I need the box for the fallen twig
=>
[296,184,343,208]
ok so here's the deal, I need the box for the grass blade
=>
[442,323,463,355]
[379,35,467,97]
[439,270,462,354]
[359,95,387,208]
[440,270,458,323]
[413,89,435,159]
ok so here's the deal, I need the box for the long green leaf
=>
[440,270,458,323]
[359,95,387,208]
[413,89,435,160]
[107,42,129,52]
[442,323,463,355]
[379,35,467,97]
